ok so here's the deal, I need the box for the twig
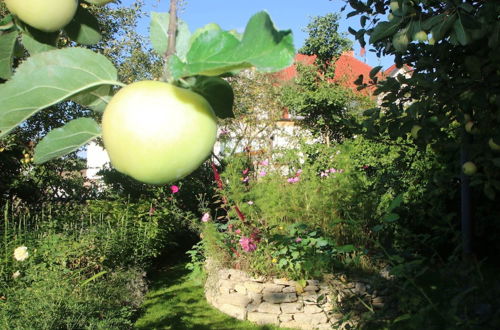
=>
[163,0,178,81]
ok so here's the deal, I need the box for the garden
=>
[1,0,500,329]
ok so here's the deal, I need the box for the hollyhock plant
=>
[239,236,257,252]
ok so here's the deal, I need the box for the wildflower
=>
[247,201,254,205]
[295,237,302,243]
[219,128,229,136]
[13,246,29,261]
[260,159,269,166]
[239,236,257,252]
[12,271,21,279]
[149,207,155,216]
[242,176,249,183]
[287,177,299,183]
[296,169,303,175]
[235,229,241,235]
[330,168,336,173]
[170,185,179,194]
[242,168,249,175]
[320,171,328,177]
[258,170,267,177]
[201,213,211,222]
[272,258,278,263]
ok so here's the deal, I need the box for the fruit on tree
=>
[390,1,400,11]
[4,0,78,32]
[388,13,395,21]
[489,138,500,151]
[462,161,477,175]
[414,31,428,42]
[411,125,422,139]
[85,0,114,5]
[393,31,409,52]
[465,121,478,134]
[102,81,218,185]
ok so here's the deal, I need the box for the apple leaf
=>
[0,31,18,79]
[21,32,57,55]
[169,11,295,79]
[33,118,101,164]
[190,76,234,119]
[150,12,191,60]
[71,85,113,113]
[64,5,102,45]
[369,20,400,44]
[0,47,121,139]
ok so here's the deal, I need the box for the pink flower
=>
[295,237,302,243]
[260,159,269,166]
[242,176,249,183]
[330,168,337,173]
[247,201,254,205]
[296,169,303,175]
[201,213,211,222]
[235,229,241,234]
[242,168,249,175]
[149,207,155,216]
[239,236,257,252]
[170,185,179,194]
[258,170,267,177]
[320,171,328,177]
[219,128,229,136]
[287,177,300,183]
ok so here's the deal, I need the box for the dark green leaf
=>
[21,32,57,55]
[369,20,400,44]
[453,15,468,46]
[0,31,18,79]
[383,213,400,223]
[422,14,445,31]
[71,85,113,113]
[0,47,121,138]
[190,76,234,119]
[369,65,382,79]
[431,13,456,41]
[33,118,101,164]
[64,5,101,45]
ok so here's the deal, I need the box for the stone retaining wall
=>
[205,268,336,329]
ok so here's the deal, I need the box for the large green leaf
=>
[431,13,456,41]
[190,76,234,119]
[33,118,101,164]
[71,85,113,113]
[169,11,295,79]
[369,20,401,44]
[150,12,191,60]
[0,47,122,138]
[64,5,102,45]
[21,32,57,55]
[0,31,18,79]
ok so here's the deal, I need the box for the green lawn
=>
[134,262,291,330]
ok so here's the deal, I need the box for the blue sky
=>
[119,0,394,69]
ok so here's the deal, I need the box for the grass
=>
[134,261,291,330]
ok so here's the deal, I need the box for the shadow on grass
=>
[135,262,283,330]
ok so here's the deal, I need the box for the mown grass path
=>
[134,262,291,330]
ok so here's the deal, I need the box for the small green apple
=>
[393,31,409,52]
[489,138,500,151]
[5,0,78,32]
[85,0,114,5]
[413,31,428,42]
[462,161,477,176]
[390,1,400,11]
[411,125,422,139]
[102,81,218,185]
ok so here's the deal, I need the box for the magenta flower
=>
[170,185,179,194]
[201,213,211,222]
[295,237,302,243]
[287,177,300,183]
[260,159,269,166]
[242,168,249,175]
[258,170,267,177]
[239,236,257,252]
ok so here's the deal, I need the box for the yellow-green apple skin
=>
[85,0,114,5]
[462,161,477,175]
[489,138,500,151]
[5,0,78,32]
[102,81,218,185]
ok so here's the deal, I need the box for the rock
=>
[218,286,230,294]
[353,282,367,294]
[246,301,260,312]
[263,283,285,293]
[263,292,297,304]
[217,293,251,307]
[304,285,319,292]
[257,302,281,314]
[228,269,248,281]
[280,320,310,330]
[283,285,297,293]
[304,304,323,313]
[244,281,264,293]
[280,302,303,313]
[219,304,247,320]
[279,313,294,322]
[294,311,328,325]
[302,292,321,304]
[219,279,234,290]
[307,280,320,286]
[273,278,296,286]
[249,275,266,282]
[247,312,279,325]
[248,292,263,304]
[234,284,247,294]
[218,269,231,280]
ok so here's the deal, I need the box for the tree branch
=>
[163,0,178,81]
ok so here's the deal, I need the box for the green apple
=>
[393,31,409,52]
[489,138,500,151]
[462,161,477,176]
[413,31,428,42]
[465,121,478,134]
[85,0,114,5]
[388,13,395,21]
[390,1,400,11]
[411,125,422,139]
[5,0,78,32]
[102,81,218,185]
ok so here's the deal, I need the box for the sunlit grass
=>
[134,262,292,330]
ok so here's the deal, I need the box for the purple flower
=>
[239,236,257,252]
[260,159,269,166]
[201,213,211,222]
[170,185,179,194]
[258,170,267,177]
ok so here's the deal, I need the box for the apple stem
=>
[163,0,178,81]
